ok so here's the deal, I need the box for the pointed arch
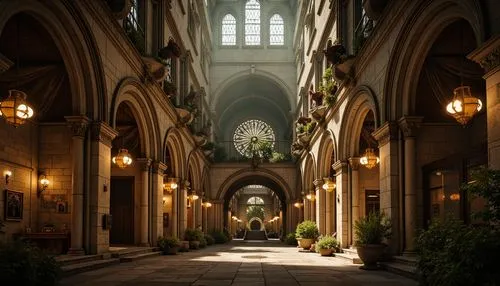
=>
[245,0,261,45]
[301,153,317,192]
[163,127,186,178]
[269,14,284,45]
[317,129,338,178]
[221,13,236,45]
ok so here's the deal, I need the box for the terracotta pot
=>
[298,238,314,250]
[319,248,333,256]
[163,246,179,255]
[356,244,386,270]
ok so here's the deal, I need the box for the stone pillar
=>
[65,116,90,255]
[332,160,349,247]
[89,122,117,254]
[303,196,310,220]
[195,194,202,229]
[152,162,167,245]
[399,116,423,252]
[349,157,360,246]
[137,158,151,246]
[469,36,500,169]
[202,205,208,233]
[373,121,401,254]
[171,184,178,238]
[313,179,326,234]
[178,180,188,237]
[325,189,332,235]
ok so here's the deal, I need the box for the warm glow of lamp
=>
[4,170,12,184]
[163,178,179,192]
[112,148,133,168]
[273,216,280,220]
[322,177,336,192]
[446,86,482,125]
[40,175,49,189]
[360,148,380,169]
[449,193,460,201]
[202,201,212,208]
[306,192,316,201]
[0,90,34,127]
[294,201,303,208]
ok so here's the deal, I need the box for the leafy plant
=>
[210,230,229,244]
[157,236,180,252]
[462,167,500,224]
[354,212,391,245]
[199,237,207,248]
[247,206,265,221]
[184,228,204,241]
[163,80,177,97]
[201,141,215,151]
[269,152,286,163]
[295,220,319,239]
[284,233,297,245]
[204,234,215,245]
[315,235,340,252]
[0,241,61,286]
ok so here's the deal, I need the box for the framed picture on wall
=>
[163,213,169,227]
[4,190,23,221]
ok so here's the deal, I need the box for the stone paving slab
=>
[60,240,418,286]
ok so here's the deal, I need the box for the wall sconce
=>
[322,177,336,192]
[38,174,49,195]
[306,191,316,201]
[162,196,167,205]
[163,177,179,193]
[3,170,12,185]
[202,201,212,208]
[294,201,303,208]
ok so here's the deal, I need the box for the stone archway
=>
[248,217,264,231]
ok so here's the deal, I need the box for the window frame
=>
[269,13,285,46]
[244,0,261,46]
[221,13,237,46]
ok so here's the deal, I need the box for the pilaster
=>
[332,160,348,247]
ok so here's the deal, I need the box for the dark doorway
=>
[365,190,380,215]
[250,220,261,230]
[110,177,134,245]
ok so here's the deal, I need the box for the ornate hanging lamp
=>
[0,90,34,127]
[322,177,336,192]
[446,86,482,125]
[112,148,133,168]
[360,147,379,169]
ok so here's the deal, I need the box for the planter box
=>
[357,244,386,270]
[319,248,333,256]
[298,238,314,250]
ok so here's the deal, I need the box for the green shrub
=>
[204,234,215,245]
[0,241,61,286]
[157,236,179,251]
[284,233,297,245]
[354,212,391,245]
[184,228,204,241]
[199,237,207,248]
[315,235,340,252]
[210,230,228,244]
[295,220,319,239]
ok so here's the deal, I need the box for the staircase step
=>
[380,261,417,280]
[110,247,157,258]
[392,255,418,266]
[56,254,103,266]
[335,252,363,264]
[61,258,120,276]
[244,230,268,240]
[120,251,162,262]
[341,248,358,256]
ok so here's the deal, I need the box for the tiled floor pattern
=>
[60,240,417,286]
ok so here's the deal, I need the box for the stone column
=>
[178,180,188,237]
[303,196,310,220]
[152,162,167,246]
[65,116,90,255]
[399,116,423,252]
[373,121,401,254]
[171,183,178,238]
[195,194,202,229]
[469,36,500,169]
[325,188,332,235]
[137,158,152,246]
[89,122,117,254]
[202,205,208,233]
[332,160,349,247]
[313,179,326,234]
[348,157,360,246]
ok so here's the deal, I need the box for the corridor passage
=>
[61,240,416,286]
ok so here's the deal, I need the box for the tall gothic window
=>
[245,0,261,45]
[269,14,284,45]
[221,14,236,45]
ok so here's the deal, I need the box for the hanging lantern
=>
[360,148,380,169]
[322,177,336,192]
[112,148,133,168]
[446,86,482,125]
[188,192,199,201]
[294,201,303,208]
[202,201,212,208]
[163,178,178,192]
[0,90,34,127]
[306,192,316,201]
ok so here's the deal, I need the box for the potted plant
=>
[157,236,180,255]
[184,228,204,249]
[158,38,181,59]
[295,220,319,250]
[354,212,391,270]
[315,235,340,256]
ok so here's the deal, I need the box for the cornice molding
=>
[91,121,118,147]
[468,34,500,78]
[372,121,399,147]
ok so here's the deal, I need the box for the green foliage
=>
[157,236,179,251]
[0,241,61,286]
[269,152,286,163]
[199,237,207,248]
[354,212,391,245]
[462,167,500,224]
[416,218,500,286]
[204,234,215,245]
[210,230,229,244]
[324,93,337,107]
[246,206,265,221]
[284,233,297,245]
[124,23,145,55]
[163,81,177,97]
[305,122,317,134]
[295,220,319,239]
[184,228,204,241]
[201,141,215,151]
[315,235,340,252]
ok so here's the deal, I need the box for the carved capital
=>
[313,178,324,189]
[152,161,168,175]
[348,157,360,170]
[136,158,152,172]
[332,160,348,174]
[65,115,90,138]
[398,116,423,138]
[91,122,118,147]
[468,35,500,76]
[372,121,398,147]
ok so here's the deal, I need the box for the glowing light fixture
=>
[202,201,212,208]
[360,148,379,169]
[4,170,12,184]
[0,90,34,127]
[294,201,303,208]
[322,177,336,192]
[306,192,316,201]
[449,193,460,201]
[163,177,179,192]
[446,86,482,125]
[112,148,133,168]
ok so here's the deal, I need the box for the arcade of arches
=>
[0,0,499,261]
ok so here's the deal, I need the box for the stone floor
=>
[60,240,418,286]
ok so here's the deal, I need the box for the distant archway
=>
[248,217,264,231]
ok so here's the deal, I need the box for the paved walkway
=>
[61,240,417,286]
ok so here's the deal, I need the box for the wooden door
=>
[110,177,134,245]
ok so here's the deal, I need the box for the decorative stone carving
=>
[309,105,328,122]
[398,116,423,139]
[136,158,152,172]
[152,161,168,175]
[142,57,169,82]
[175,107,194,126]
[91,122,118,147]
[65,116,90,138]
[348,157,360,171]
[332,160,348,174]
[372,121,398,147]
[193,134,207,147]
[106,0,132,20]
[480,47,500,74]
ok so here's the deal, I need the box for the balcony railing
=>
[354,13,374,54]
[214,140,292,163]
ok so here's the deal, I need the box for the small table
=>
[22,232,70,254]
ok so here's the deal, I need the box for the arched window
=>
[269,14,284,45]
[245,0,261,45]
[247,196,264,205]
[221,14,236,45]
